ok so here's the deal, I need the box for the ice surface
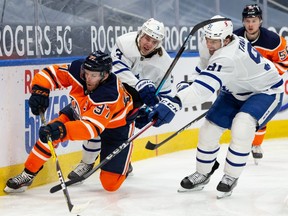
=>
[1,138,288,216]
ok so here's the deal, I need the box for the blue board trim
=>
[0,52,200,67]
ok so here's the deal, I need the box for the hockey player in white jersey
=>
[148,15,283,199]
[67,18,173,180]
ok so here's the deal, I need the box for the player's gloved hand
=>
[29,85,50,115]
[176,81,191,92]
[135,79,159,107]
[135,106,151,129]
[148,96,182,127]
[39,121,67,144]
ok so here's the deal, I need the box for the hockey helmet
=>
[242,4,262,20]
[83,50,112,73]
[141,18,165,41]
[203,15,233,41]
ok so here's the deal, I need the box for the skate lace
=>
[13,172,33,185]
[73,162,93,176]
[221,174,236,186]
[187,171,207,184]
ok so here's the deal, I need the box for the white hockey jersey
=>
[176,35,284,106]
[110,31,173,96]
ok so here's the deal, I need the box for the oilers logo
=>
[71,99,82,120]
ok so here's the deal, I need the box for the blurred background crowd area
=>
[0,0,287,59]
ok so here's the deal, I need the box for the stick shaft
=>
[39,112,75,212]
[50,119,156,193]
[145,111,207,150]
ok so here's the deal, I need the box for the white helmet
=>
[140,18,165,41]
[203,15,233,41]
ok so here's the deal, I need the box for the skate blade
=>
[126,171,134,177]
[216,191,232,199]
[70,200,90,214]
[177,185,204,193]
[4,186,28,193]
[254,158,259,165]
[126,173,134,177]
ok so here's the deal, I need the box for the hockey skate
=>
[126,162,133,177]
[68,160,94,181]
[216,174,238,199]
[251,145,263,165]
[4,170,36,193]
[178,161,219,192]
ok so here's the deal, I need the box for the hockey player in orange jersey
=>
[234,4,288,163]
[67,18,173,181]
[4,50,140,193]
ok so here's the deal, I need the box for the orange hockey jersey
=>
[234,27,288,75]
[31,59,134,143]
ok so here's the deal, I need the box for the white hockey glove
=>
[176,81,192,92]
[135,79,159,107]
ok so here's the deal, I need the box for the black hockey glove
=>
[39,121,67,143]
[29,85,50,115]
[135,107,151,129]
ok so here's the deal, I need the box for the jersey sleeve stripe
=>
[195,66,202,73]
[194,80,216,93]
[159,89,172,95]
[80,120,97,138]
[43,67,60,88]
[114,68,131,74]
[200,72,223,86]
[38,71,56,89]
[48,66,65,89]
[109,103,133,123]
[82,116,105,132]
[271,79,283,88]
[112,60,129,68]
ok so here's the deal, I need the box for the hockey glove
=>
[39,121,67,144]
[29,85,50,115]
[135,106,151,129]
[135,79,159,107]
[148,96,182,127]
[176,81,192,92]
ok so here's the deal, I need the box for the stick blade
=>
[145,141,158,150]
[70,201,90,214]
[50,184,62,193]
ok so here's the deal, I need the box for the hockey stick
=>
[145,111,208,150]
[50,119,156,194]
[279,102,288,112]
[39,112,89,214]
[155,17,231,95]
